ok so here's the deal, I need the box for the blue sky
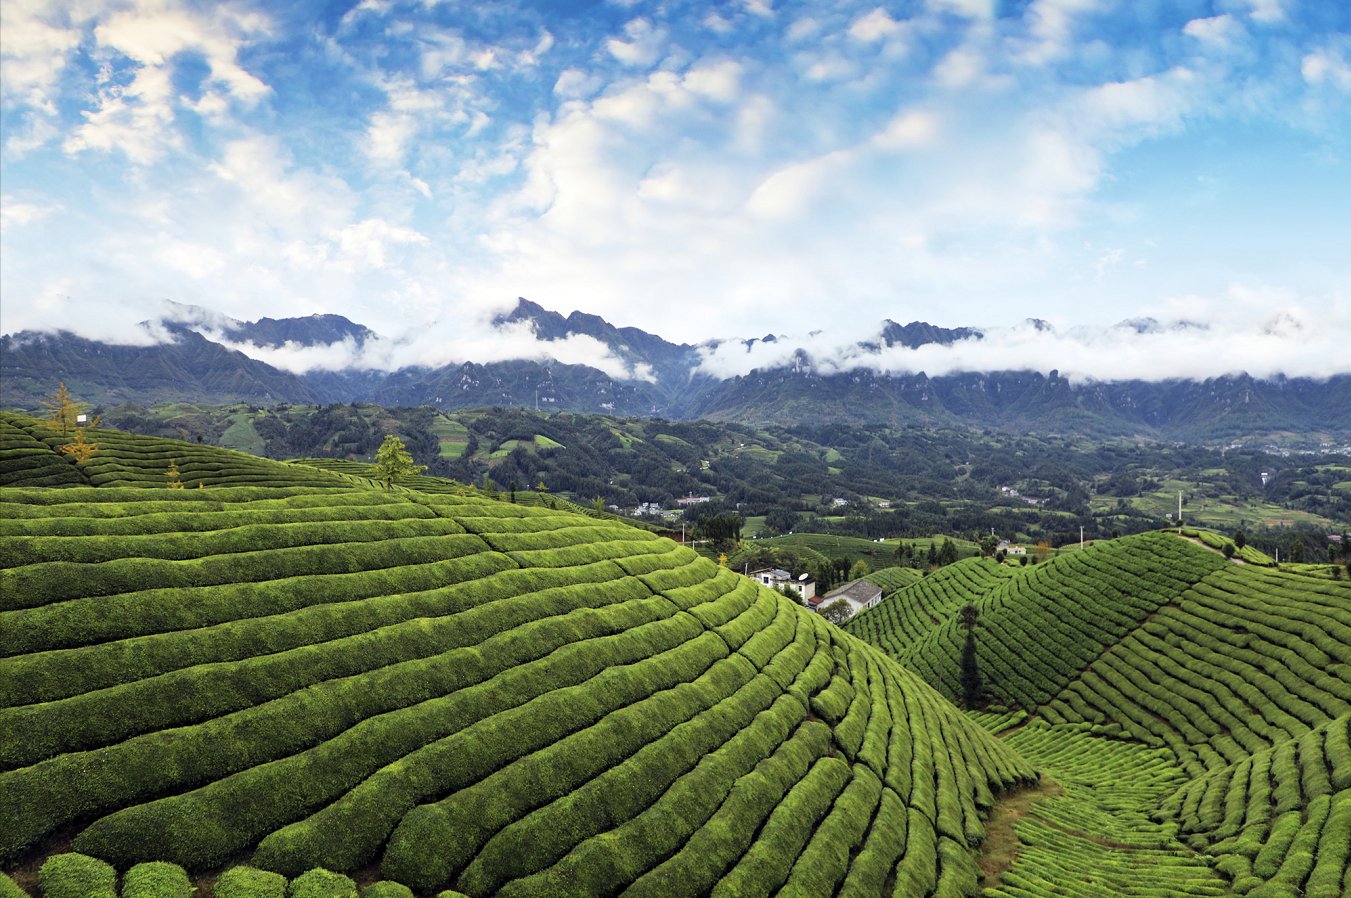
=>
[1,0,1348,378]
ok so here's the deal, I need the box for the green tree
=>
[958,603,981,709]
[1233,529,1246,550]
[938,538,959,566]
[1222,542,1235,560]
[763,507,800,536]
[373,434,426,490]
[848,559,871,581]
[1289,539,1305,563]
[819,599,853,626]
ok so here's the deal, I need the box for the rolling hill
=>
[846,535,1351,897]
[0,417,1037,897]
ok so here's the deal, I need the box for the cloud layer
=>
[697,290,1350,382]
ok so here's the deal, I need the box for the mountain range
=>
[2,299,1346,441]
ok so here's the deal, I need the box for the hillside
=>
[0,424,1037,897]
[847,534,1351,896]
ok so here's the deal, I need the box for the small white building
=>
[750,568,817,602]
[816,579,884,620]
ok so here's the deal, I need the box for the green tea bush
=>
[357,884,412,898]
[36,853,116,898]
[119,862,192,898]
[0,872,28,898]
[213,866,285,898]
[287,869,356,898]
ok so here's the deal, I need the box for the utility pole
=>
[1080,526,1084,551]
[1178,490,1183,531]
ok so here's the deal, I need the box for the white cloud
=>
[153,236,227,278]
[199,315,657,381]
[871,110,939,149]
[849,8,904,43]
[695,290,1350,382]
[363,77,447,166]
[0,0,88,117]
[327,218,428,270]
[208,135,354,233]
[554,68,603,99]
[703,12,734,35]
[1238,0,1285,24]
[785,17,821,42]
[933,48,986,87]
[1302,47,1351,92]
[1094,247,1124,279]
[0,196,61,229]
[60,0,271,164]
[64,63,182,164]
[1013,0,1102,66]
[683,60,743,103]
[606,18,666,67]
[1183,15,1242,47]
[94,2,270,103]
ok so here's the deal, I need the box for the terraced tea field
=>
[1,420,1038,897]
[3,414,1347,897]
[848,534,1351,897]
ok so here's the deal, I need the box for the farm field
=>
[1,416,1038,897]
[1096,477,1338,531]
[847,534,1351,897]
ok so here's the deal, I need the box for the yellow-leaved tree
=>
[41,383,84,435]
[44,383,100,462]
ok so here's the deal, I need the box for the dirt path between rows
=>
[978,776,1062,887]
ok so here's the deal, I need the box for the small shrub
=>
[288,869,357,898]
[0,872,31,898]
[360,885,413,898]
[214,866,285,898]
[37,853,116,898]
[122,862,192,898]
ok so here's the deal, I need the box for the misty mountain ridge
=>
[2,298,1346,441]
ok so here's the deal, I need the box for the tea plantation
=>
[848,535,1351,897]
[1,415,1041,897]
